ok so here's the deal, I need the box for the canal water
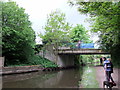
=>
[2,68,83,88]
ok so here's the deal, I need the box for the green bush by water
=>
[8,55,58,68]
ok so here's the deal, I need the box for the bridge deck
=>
[58,49,110,55]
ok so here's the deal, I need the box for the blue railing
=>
[81,43,94,49]
[62,43,94,49]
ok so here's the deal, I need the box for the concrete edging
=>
[0,65,77,75]
[1,65,43,75]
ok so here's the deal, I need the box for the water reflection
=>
[3,68,82,88]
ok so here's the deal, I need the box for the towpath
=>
[95,66,120,89]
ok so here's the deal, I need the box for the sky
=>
[10,0,98,44]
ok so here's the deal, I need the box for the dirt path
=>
[94,66,120,89]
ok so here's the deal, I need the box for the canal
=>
[2,68,83,88]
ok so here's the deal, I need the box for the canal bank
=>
[0,65,42,75]
[1,65,77,75]
[95,66,119,88]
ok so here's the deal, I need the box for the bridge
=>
[39,45,110,67]
[58,49,110,55]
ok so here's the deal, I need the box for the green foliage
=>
[69,24,92,43]
[111,45,120,68]
[80,55,94,64]
[91,15,119,51]
[7,55,58,68]
[34,44,43,54]
[74,55,81,67]
[24,55,58,68]
[39,10,72,47]
[2,1,35,65]
[70,1,120,66]
[74,55,97,67]
[70,2,120,49]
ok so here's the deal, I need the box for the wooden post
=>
[0,57,4,67]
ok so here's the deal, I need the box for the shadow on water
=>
[2,67,84,88]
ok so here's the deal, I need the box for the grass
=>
[79,66,99,88]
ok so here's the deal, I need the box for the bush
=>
[7,55,58,68]
[27,55,58,68]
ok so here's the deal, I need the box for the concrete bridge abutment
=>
[57,54,75,67]
[39,50,76,68]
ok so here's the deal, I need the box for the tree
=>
[39,10,72,64]
[69,24,92,43]
[69,1,120,67]
[39,10,72,49]
[2,1,35,65]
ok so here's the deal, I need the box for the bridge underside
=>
[58,49,110,55]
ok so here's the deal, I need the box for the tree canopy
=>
[2,1,35,65]
[70,24,92,43]
[69,1,120,50]
[39,10,72,46]
[69,1,120,66]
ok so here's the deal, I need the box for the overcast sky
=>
[11,0,98,44]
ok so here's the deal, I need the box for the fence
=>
[62,43,94,49]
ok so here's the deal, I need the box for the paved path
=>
[94,66,120,89]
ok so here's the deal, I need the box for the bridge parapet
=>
[58,49,110,55]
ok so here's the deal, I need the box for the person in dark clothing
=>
[100,57,103,65]
[102,57,116,85]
